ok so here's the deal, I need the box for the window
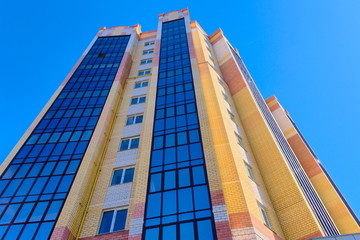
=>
[134,81,149,88]
[145,41,155,46]
[141,59,153,65]
[258,204,271,228]
[228,110,235,122]
[222,91,229,103]
[98,209,128,234]
[119,137,140,151]
[126,115,143,125]
[130,96,146,105]
[235,132,243,147]
[143,49,154,55]
[111,168,135,185]
[244,162,255,181]
[138,70,151,76]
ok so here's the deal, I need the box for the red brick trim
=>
[80,230,129,240]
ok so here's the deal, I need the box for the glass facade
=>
[0,35,130,239]
[143,19,217,240]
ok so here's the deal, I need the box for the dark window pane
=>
[75,141,88,154]
[111,169,123,185]
[3,179,22,197]
[193,186,210,210]
[197,219,214,240]
[162,190,177,215]
[126,116,134,125]
[192,166,206,185]
[145,228,159,240]
[30,177,48,194]
[98,211,114,234]
[15,164,31,178]
[43,176,61,194]
[19,223,39,240]
[15,202,35,223]
[40,162,56,176]
[130,138,139,149]
[151,150,163,166]
[28,163,44,177]
[4,224,23,240]
[81,130,93,140]
[164,171,176,190]
[66,160,80,174]
[189,130,200,143]
[146,193,161,218]
[113,209,127,231]
[16,178,35,196]
[178,168,190,187]
[164,147,176,164]
[189,143,203,159]
[162,225,177,240]
[57,175,74,193]
[165,134,175,147]
[53,161,68,175]
[177,132,187,145]
[30,201,49,222]
[153,136,163,150]
[180,222,195,240]
[34,222,54,240]
[123,168,134,183]
[44,200,63,220]
[0,204,20,224]
[149,173,162,192]
[120,139,129,151]
[178,188,193,212]
[177,145,189,162]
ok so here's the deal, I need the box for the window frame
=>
[130,96,146,105]
[110,167,135,186]
[140,59,153,65]
[143,49,154,55]
[138,69,151,76]
[258,203,271,228]
[98,208,128,234]
[125,114,144,126]
[119,137,140,151]
[144,41,155,46]
[134,81,149,89]
[244,162,255,181]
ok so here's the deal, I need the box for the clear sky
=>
[1,0,359,220]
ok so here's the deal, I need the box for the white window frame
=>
[110,167,135,186]
[134,81,149,89]
[144,41,155,46]
[244,162,255,181]
[130,96,146,105]
[138,69,151,76]
[98,208,128,234]
[140,58,153,65]
[143,49,154,55]
[235,132,243,147]
[119,137,140,151]
[126,114,144,126]
[258,204,271,228]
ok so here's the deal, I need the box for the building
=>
[0,8,359,240]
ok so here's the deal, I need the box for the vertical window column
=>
[143,19,216,240]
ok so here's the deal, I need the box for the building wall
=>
[265,96,360,234]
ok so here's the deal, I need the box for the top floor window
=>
[145,41,155,46]
[143,49,154,55]
[140,59,153,65]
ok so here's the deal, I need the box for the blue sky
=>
[1,0,359,220]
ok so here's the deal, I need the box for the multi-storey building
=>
[0,8,359,240]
